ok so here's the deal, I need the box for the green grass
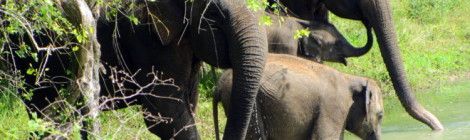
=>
[1,0,470,139]
[0,90,30,139]
[326,0,470,95]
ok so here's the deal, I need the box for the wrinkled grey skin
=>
[267,0,443,130]
[213,54,383,140]
[99,1,268,139]
[266,14,373,65]
[12,0,267,139]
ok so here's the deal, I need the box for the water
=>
[346,81,470,140]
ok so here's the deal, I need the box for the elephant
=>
[100,1,269,139]
[8,0,269,139]
[213,54,384,140]
[265,0,443,130]
[265,13,373,64]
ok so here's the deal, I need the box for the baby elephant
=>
[213,54,384,140]
[266,14,373,65]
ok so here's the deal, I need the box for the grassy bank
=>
[326,0,470,95]
[1,0,469,139]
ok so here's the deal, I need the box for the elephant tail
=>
[213,84,221,140]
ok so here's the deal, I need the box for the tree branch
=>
[58,0,102,137]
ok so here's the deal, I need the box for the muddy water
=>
[346,81,470,140]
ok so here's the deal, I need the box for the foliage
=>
[246,0,269,12]
[259,14,273,26]
[100,0,140,24]
[198,64,222,101]
[246,0,285,26]
[0,0,80,47]
[0,0,88,86]
[249,0,310,39]
[293,28,311,39]
[0,0,142,138]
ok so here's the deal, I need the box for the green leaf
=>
[128,15,140,25]
[259,15,272,26]
[294,28,311,39]
[15,44,29,58]
[31,53,38,62]
[66,69,73,76]
[15,50,26,59]
[22,90,34,101]
[26,67,36,75]
[72,29,87,43]
[246,0,268,12]
[72,46,79,52]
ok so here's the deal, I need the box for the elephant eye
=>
[377,111,384,120]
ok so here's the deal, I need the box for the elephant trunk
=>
[342,23,373,57]
[361,0,443,130]
[217,1,268,139]
[365,132,379,140]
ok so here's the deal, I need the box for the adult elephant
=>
[269,0,443,130]
[11,0,266,139]
[101,0,267,139]
[98,0,267,139]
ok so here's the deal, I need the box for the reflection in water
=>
[346,81,470,140]
[382,121,470,140]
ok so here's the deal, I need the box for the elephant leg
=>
[97,64,142,111]
[141,93,199,140]
[141,60,201,140]
[186,81,200,116]
[186,61,203,115]
[311,116,343,139]
[135,58,199,140]
[114,30,199,139]
[310,100,348,140]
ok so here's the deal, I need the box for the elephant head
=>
[297,20,373,65]
[320,0,443,130]
[347,79,384,140]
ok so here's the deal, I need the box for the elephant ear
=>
[309,32,325,47]
[299,35,322,62]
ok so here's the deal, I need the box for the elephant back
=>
[257,61,322,139]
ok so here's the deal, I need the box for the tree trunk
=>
[59,0,102,137]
